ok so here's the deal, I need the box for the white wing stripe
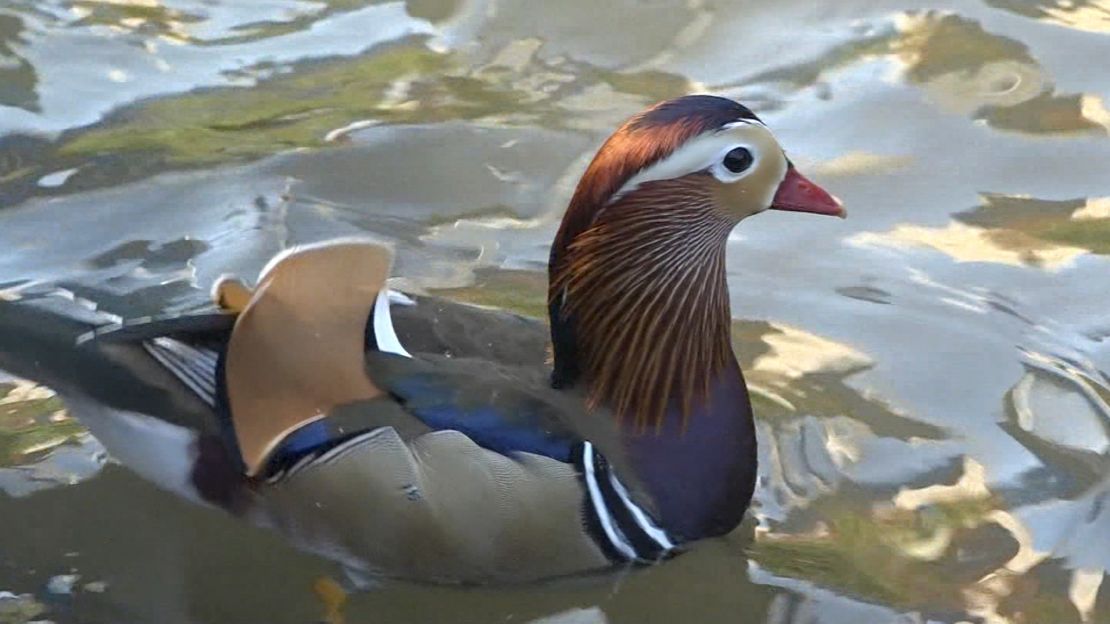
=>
[143,338,217,406]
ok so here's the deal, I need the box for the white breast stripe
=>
[607,471,675,551]
[373,289,412,358]
[582,442,638,561]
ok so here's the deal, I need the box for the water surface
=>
[1,1,1108,622]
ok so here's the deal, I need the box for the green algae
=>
[0,381,86,467]
[432,269,549,320]
[749,497,1005,613]
[58,40,458,165]
[956,194,1110,259]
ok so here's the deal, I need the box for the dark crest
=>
[548,95,758,425]
[551,96,760,273]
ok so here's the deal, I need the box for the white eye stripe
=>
[608,121,773,204]
[721,118,765,129]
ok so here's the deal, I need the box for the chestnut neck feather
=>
[550,177,735,430]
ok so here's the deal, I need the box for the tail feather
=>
[1,290,250,508]
[0,289,121,392]
[0,290,221,432]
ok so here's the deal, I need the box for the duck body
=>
[0,286,700,583]
[0,95,842,584]
[254,286,681,582]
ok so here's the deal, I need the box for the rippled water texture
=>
[1,1,1108,622]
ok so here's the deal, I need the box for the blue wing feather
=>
[386,372,578,462]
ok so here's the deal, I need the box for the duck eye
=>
[722,147,754,174]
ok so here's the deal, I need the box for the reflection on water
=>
[745,10,1108,136]
[67,0,201,44]
[958,194,1110,257]
[0,378,73,466]
[987,0,1110,34]
[851,220,1090,270]
[0,0,1108,622]
[852,193,1110,271]
[0,13,37,113]
[754,458,1008,614]
[0,375,104,499]
[0,35,693,206]
[891,11,1108,134]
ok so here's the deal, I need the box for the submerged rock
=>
[0,592,45,624]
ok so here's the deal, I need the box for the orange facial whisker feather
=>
[551,177,735,429]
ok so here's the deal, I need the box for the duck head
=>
[549,95,843,430]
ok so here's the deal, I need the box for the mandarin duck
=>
[0,95,843,584]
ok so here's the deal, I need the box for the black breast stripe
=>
[591,450,673,561]
[574,442,677,563]
[573,442,633,562]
